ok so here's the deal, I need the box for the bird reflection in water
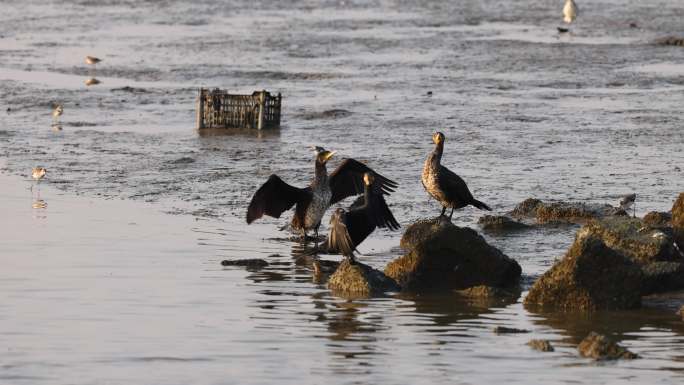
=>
[85,77,101,86]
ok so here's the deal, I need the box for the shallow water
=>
[1,0,684,383]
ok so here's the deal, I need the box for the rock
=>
[673,193,684,249]
[643,211,672,228]
[221,258,268,268]
[524,236,642,311]
[387,218,521,290]
[527,339,555,352]
[577,332,638,360]
[478,215,531,232]
[510,198,625,224]
[654,36,684,46]
[493,326,530,334]
[455,285,520,300]
[641,262,684,295]
[579,217,679,265]
[328,259,399,297]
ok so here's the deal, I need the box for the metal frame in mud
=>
[196,88,282,130]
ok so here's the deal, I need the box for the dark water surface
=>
[1,0,684,383]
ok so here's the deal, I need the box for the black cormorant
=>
[246,147,397,239]
[328,172,400,263]
[421,132,492,219]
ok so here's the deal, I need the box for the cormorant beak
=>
[321,150,336,163]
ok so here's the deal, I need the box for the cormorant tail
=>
[471,199,492,211]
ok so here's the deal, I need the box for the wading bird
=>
[31,167,46,193]
[246,147,397,240]
[563,0,578,24]
[422,132,491,220]
[327,172,400,263]
[619,193,636,217]
[52,103,63,124]
[86,56,102,77]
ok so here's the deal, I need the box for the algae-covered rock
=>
[577,332,638,360]
[328,259,399,297]
[643,211,672,228]
[654,36,684,46]
[524,236,642,311]
[455,285,520,300]
[527,339,555,352]
[579,217,679,265]
[641,262,684,295]
[221,258,269,268]
[478,215,531,232]
[493,326,529,334]
[673,193,684,249]
[510,198,625,224]
[387,218,521,291]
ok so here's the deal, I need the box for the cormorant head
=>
[310,146,336,164]
[432,132,445,145]
[363,172,375,186]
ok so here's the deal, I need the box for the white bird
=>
[31,167,47,195]
[52,104,63,123]
[563,0,578,24]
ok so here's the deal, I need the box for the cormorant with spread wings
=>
[246,147,397,239]
[328,172,400,263]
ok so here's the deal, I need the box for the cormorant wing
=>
[349,188,400,231]
[328,209,355,256]
[367,191,400,230]
[438,165,475,204]
[329,158,398,204]
[246,174,311,224]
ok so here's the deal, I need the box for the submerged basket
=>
[196,88,281,130]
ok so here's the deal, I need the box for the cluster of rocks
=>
[524,193,684,311]
[327,217,522,297]
[477,197,633,234]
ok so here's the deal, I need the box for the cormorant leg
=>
[300,228,307,243]
[347,254,357,265]
[314,223,320,246]
[440,206,446,217]
[449,207,455,220]
[633,203,636,218]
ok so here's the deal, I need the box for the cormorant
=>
[421,132,492,219]
[246,147,397,239]
[328,172,400,263]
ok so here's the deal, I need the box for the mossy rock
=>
[328,259,399,297]
[673,193,684,248]
[509,198,624,225]
[478,215,532,232]
[528,339,554,352]
[578,332,638,360]
[388,218,521,291]
[524,236,642,311]
[643,211,672,228]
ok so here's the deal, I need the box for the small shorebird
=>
[85,56,102,66]
[563,0,578,24]
[31,167,47,193]
[52,103,63,124]
[86,56,102,77]
[619,193,636,217]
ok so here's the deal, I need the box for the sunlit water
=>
[1,0,683,383]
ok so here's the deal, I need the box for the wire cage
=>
[196,88,282,130]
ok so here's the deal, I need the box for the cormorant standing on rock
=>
[421,132,492,220]
[328,172,400,263]
[246,147,398,240]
